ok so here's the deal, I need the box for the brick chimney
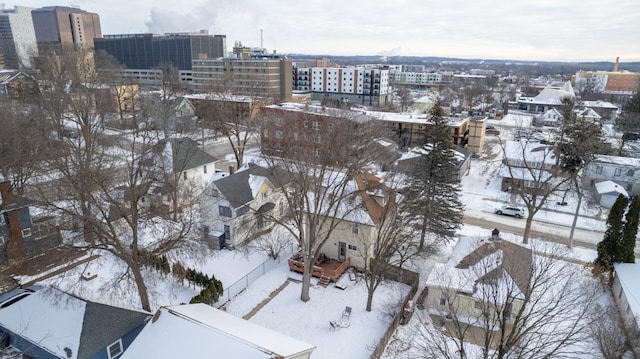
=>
[0,181,14,205]
[0,181,25,260]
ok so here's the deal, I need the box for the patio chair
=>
[342,306,351,320]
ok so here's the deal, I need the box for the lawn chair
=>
[342,306,351,320]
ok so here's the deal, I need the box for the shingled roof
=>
[212,163,290,208]
[153,137,217,172]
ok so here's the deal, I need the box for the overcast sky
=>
[14,0,640,62]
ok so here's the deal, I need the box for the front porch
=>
[288,253,350,282]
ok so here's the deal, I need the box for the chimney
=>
[613,57,620,72]
[229,166,235,175]
[0,181,14,205]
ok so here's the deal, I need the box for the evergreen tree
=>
[621,196,640,263]
[595,194,629,269]
[402,101,464,250]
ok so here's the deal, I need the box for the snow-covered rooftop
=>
[594,180,628,196]
[613,262,640,320]
[121,304,315,359]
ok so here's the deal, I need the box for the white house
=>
[200,163,289,248]
[583,155,640,196]
[149,137,218,192]
[121,304,315,359]
[612,263,640,354]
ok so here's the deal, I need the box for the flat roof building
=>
[31,6,101,54]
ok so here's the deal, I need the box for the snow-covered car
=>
[495,205,525,218]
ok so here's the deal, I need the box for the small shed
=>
[594,180,628,208]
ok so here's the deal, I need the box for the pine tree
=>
[402,101,464,250]
[595,194,629,269]
[621,196,640,263]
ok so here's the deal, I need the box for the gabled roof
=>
[152,137,217,172]
[212,163,289,208]
[594,180,628,197]
[0,286,150,359]
[121,304,315,359]
[529,81,576,105]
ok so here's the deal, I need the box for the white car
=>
[495,205,525,218]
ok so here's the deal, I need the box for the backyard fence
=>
[369,262,420,359]
[214,244,296,308]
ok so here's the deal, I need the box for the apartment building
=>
[191,57,292,101]
[0,5,38,69]
[306,66,391,107]
[391,71,442,87]
[367,111,487,154]
[31,6,101,54]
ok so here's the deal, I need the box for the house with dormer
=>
[312,172,397,271]
[200,163,290,248]
[0,286,150,359]
[425,237,532,346]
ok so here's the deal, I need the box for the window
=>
[439,292,448,306]
[474,301,483,309]
[614,168,622,176]
[504,301,513,320]
[303,120,309,128]
[263,129,269,137]
[628,169,635,176]
[183,172,187,180]
[107,339,123,359]
[313,134,321,144]
[275,130,283,139]
[293,132,299,141]
[218,205,232,217]
[236,206,249,217]
[329,123,334,132]
[348,244,358,251]
[211,188,219,197]
[312,121,320,130]
[314,148,321,157]
[21,228,31,238]
[351,222,359,234]
[279,202,284,216]
[203,165,207,174]
[262,190,268,200]
[275,117,283,126]
[0,214,4,226]
[276,143,282,152]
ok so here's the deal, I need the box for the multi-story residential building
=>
[260,103,373,165]
[308,66,391,107]
[31,6,101,55]
[402,64,425,73]
[0,5,38,69]
[367,111,487,154]
[94,31,226,84]
[191,57,292,101]
[391,71,442,87]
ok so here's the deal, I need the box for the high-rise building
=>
[31,6,101,55]
[94,31,226,85]
[191,57,292,101]
[0,5,38,69]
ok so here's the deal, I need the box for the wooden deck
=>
[288,256,350,282]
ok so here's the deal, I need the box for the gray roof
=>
[78,302,151,359]
[213,163,289,208]
[154,137,217,172]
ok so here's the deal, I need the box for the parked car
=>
[486,128,501,136]
[486,125,496,130]
[495,205,525,218]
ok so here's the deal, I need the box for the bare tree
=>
[588,301,628,359]
[259,108,381,302]
[352,176,420,311]
[413,241,602,359]
[33,49,201,311]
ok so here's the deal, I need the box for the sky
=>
[12,0,640,62]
